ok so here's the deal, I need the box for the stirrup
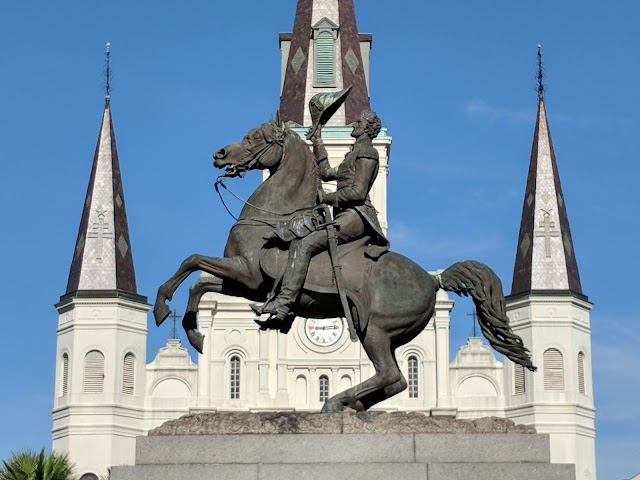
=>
[254,313,295,334]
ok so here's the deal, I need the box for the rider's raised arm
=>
[323,156,378,207]
[313,137,338,181]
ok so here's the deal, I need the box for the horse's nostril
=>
[215,148,226,159]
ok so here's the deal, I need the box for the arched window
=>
[408,356,419,398]
[514,363,526,395]
[61,353,69,397]
[230,356,241,400]
[83,350,105,393]
[296,375,308,405]
[543,348,564,391]
[123,352,135,395]
[340,375,352,391]
[315,30,335,86]
[319,375,330,403]
[80,474,99,480]
[578,352,586,394]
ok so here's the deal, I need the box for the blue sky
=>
[1,1,638,478]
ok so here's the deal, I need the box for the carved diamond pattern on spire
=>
[291,47,306,74]
[541,191,552,204]
[115,193,123,208]
[345,47,360,75]
[117,235,129,259]
[564,232,574,259]
[526,192,534,207]
[75,235,85,258]
[520,233,531,258]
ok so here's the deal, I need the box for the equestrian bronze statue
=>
[154,93,536,413]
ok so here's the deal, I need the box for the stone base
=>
[111,412,575,480]
[148,411,535,435]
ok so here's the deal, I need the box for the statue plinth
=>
[148,410,536,436]
[111,411,575,480]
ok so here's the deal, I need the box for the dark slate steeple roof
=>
[511,96,582,296]
[66,99,138,295]
[280,0,371,126]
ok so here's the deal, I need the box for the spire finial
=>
[104,42,112,102]
[537,44,545,100]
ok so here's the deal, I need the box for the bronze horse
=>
[154,118,536,412]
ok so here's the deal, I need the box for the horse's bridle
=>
[223,128,283,178]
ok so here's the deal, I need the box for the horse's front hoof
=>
[187,330,205,354]
[320,401,345,414]
[154,302,171,326]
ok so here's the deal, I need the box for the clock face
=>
[305,318,344,346]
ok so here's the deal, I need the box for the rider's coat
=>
[316,139,389,257]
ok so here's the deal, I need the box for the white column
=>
[275,332,290,407]
[432,288,456,416]
[258,329,271,406]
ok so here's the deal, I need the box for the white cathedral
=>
[52,1,596,479]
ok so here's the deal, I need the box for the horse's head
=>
[213,120,286,177]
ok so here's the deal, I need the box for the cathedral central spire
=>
[279,0,371,127]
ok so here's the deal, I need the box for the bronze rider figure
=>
[255,109,390,326]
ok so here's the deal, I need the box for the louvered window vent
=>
[514,363,526,395]
[61,353,69,397]
[83,350,105,393]
[123,352,135,395]
[578,352,586,394]
[315,31,335,86]
[543,348,564,391]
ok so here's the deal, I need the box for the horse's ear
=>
[275,110,283,128]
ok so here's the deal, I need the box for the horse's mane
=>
[278,123,320,186]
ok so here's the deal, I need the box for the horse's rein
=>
[223,141,275,178]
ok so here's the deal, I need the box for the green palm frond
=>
[0,449,77,480]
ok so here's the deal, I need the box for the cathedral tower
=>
[277,0,391,231]
[504,50,596,479]
[52,52,150,478]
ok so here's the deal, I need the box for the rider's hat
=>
[307,85,352,140]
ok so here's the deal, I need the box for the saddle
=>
[259,236,376,328]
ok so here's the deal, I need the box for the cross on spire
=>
[467,310,479,337]
[86,207,112,261]
[535,210,561,258]
[169,310,181,340]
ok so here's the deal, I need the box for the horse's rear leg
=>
[177,276,223,353]
[322,325,402,413]
[155,255,253,326]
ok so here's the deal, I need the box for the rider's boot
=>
[253,251,309,328]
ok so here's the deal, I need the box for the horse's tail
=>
[435,260,537,371]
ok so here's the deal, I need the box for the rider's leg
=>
[261,210,366,320]
[261,229,327,319]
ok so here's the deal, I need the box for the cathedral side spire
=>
[65,44,138,295]
[511,47,582,296]
[279,0,371,126]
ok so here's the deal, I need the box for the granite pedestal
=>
[111,412,575,480]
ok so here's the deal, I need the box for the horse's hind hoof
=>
[187,330,205,354]
[154,302,171,327]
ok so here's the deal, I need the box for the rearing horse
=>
[154,118,536,412]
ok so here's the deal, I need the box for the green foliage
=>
[0,449,77,480]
